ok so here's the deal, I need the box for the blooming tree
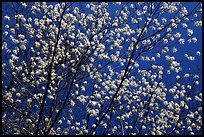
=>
[2,2,202,135]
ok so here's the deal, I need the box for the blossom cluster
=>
[2,2,202,135]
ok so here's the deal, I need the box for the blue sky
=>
[2,2,202,135]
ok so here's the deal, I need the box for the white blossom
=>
[4,15,10,20]
[2,2,202,135]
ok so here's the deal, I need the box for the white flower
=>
[182,23,188,28]
[71,126,75,130]
[61,64,65,68]
[103,123,107,128]
[70,100,75,106]
[115,2,121,5]
[48,95,54,100]
[9,28,15,34]
[169,5,178,13]
[95,93,101,99]
[142,125,146,129]
[162,18,167,23]
[28,17,32,22]
[92,124,96,128]
[171,61,180,67]
[111,55,118,62]
[187,85,191,89]
[5,25,9,29]
[187,112,194,118]
[130,4,134,8]
[58,120,62,125]
[194,21,202,27]
[4,15,10,20]
[27,98,32,104]
[195,96,202,101]
[75,84,79,88]
[156,53,161,58]
[176,75,180,79]
[167,28,172,32]
[18,34,25,39]
[45,118,49,122]
[22,2,27,8]
[67,120,71,124]
[187,56,195,61]
[187,29,193,36]
[4,31,8,36]
[192,37,197,43]
[26,119,32,123]
[196,51,201,56]
[81,86,85,91]
[151,57,155,61]
[179,38,185,44]
[86,4,90,8]
[152,65,157,69]
[174,32,181,38]
[37,93,43,97]
[172,47,178,53]
[16,92,21,97]
[90,101,98,106]
[71,68,76,73]
[89,57,95,62]
[20,45,26,50]
[88,109,99,116]
[163,38,168,43]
